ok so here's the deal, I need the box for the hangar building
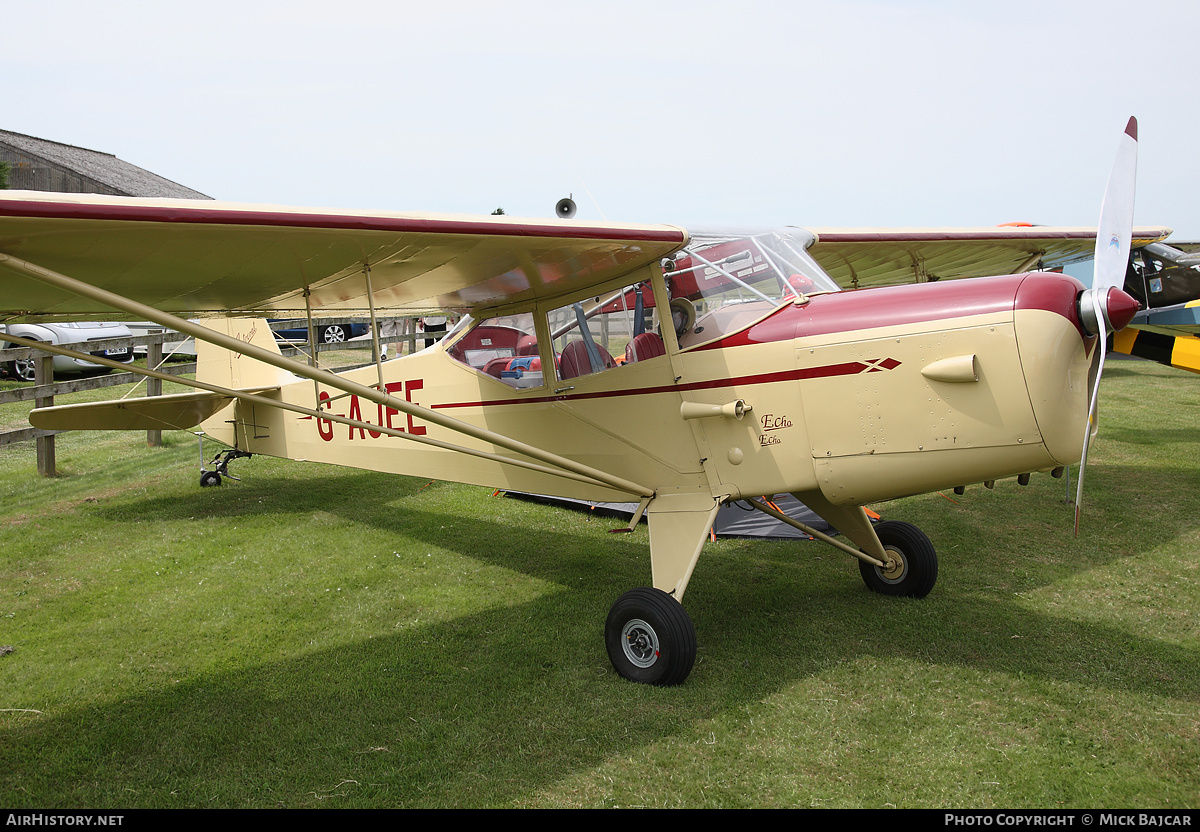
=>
[0,129,210,199]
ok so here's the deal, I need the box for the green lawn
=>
[0,358,1196,808]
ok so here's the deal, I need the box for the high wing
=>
[0,191,686,320]
[1124,301,1200,337]
[808,225,1173,289]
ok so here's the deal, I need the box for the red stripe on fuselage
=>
[432,360,898,411]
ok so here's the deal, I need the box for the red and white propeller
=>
[1073,116,1142,535]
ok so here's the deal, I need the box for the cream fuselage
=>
[200,271,1093,512]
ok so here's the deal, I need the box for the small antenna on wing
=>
[569,175,609,220]
[555,195,577,219]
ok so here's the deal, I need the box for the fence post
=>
[34,351,55,477]
[146,330,163,447]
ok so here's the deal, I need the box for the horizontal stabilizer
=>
[29,389,274,431]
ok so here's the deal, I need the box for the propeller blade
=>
[1093,116,1138,293]
[1074,330,1107,536]
[1074,117,1139,536]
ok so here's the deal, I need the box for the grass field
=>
[0,358,1196,808]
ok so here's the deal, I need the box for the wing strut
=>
[363,265,386,390]
[0,252,655,499]
[743,497,885,567]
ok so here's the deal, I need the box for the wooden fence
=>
[0,324,422,476]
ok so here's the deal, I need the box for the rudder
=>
[196,319,294,446]
[196,318,293,391]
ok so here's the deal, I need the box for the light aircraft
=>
[0,119,1167,686]
[1107,241,1200,374]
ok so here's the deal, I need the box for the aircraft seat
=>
[559,339,616,379]
[483,357,510,378]
[625,332,665,363]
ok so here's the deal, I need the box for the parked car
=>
[269,320,370,344]
[0,321,136,381]
[121,322,197,358]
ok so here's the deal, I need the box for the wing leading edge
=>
[0,191,687,320]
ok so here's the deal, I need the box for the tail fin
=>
[196,318,293,445]
[196,318,292,390]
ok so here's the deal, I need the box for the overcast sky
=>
[7,0,1199,240]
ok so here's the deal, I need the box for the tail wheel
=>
[859,520,938,598]
[605,587,696,686]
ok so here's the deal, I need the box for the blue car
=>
[269,320,370,344]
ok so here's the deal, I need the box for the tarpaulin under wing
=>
[501,492,845,539]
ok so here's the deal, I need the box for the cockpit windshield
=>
[665,228,840,349]
[664,227,839,305]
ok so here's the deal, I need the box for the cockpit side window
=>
[446,312,544,388]
[549,280,666,381]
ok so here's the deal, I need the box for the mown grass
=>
[0,358,1196,808]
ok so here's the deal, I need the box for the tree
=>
[491,207,505,215]
[0,159,9,189]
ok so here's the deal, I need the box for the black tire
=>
[320,325,347,344]
[199,471,222,488]
[605,587,696,686]
[858,520,937,598]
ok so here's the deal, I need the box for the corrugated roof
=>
[0,129,211,199]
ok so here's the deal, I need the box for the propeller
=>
[1074,116,1141,535]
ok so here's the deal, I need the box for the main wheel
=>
[605,587,697,686]
[859,520,938,598]
[320,324,347,343]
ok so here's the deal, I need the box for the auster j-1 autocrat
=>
[0,118,1168,685]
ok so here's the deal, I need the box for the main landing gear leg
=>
[604,495,717,686]
[197,434,253,487]
[791,490,938,599]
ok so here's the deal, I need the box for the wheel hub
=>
[879,548,907,582]
[621,618,660,668]
[13,358,36,382]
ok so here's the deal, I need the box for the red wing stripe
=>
[0,198,685,244]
